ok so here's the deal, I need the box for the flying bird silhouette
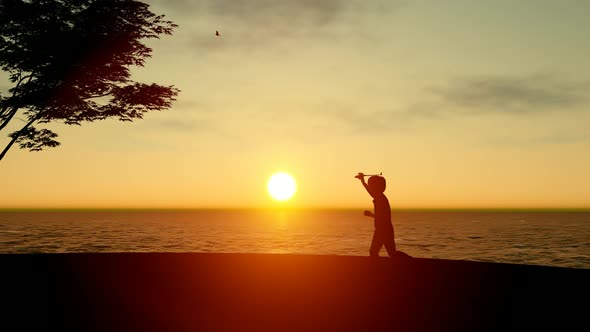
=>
[215,30,220,37]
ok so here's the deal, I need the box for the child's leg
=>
[369,232,383,257]
[383,231,396,257]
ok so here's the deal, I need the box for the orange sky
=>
[1,0,589,209]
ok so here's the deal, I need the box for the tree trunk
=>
[0,114,39,161]
[0,106,19,132]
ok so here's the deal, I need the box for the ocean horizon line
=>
[1,207,590,212]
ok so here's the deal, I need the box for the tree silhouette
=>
[0,0,179,161]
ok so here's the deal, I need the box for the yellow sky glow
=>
[1,1,589,209]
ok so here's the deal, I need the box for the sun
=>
[267,172,297,201]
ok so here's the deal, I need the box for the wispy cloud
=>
[278,101,442,136]
[148,0,403,54]
[429,74,588,114]
[481,132,590,148]
[296,74,589,135]
[531,133,590,145]
[155,119,200,132]
[151,0,397,24]
[144,115,243,143]
[205,0,349,26]
[145,104,245,141]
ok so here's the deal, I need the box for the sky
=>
[1,0,589,209]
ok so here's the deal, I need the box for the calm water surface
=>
[0,210,588,269]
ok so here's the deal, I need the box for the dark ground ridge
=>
[2,253,588,331]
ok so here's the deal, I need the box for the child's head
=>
[367,176,386,194]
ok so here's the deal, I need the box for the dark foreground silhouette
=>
[2,253,588,331]
[356,173,396,257]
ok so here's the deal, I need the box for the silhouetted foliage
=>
[0,0,179,160]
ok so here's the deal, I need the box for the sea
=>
[1,210,589,269]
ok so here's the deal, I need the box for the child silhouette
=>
[356,173,396,257]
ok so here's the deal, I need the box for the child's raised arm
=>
[355,173,375,198]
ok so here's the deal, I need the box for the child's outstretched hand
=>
[355,172,365,180]
[363,210,374,217]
